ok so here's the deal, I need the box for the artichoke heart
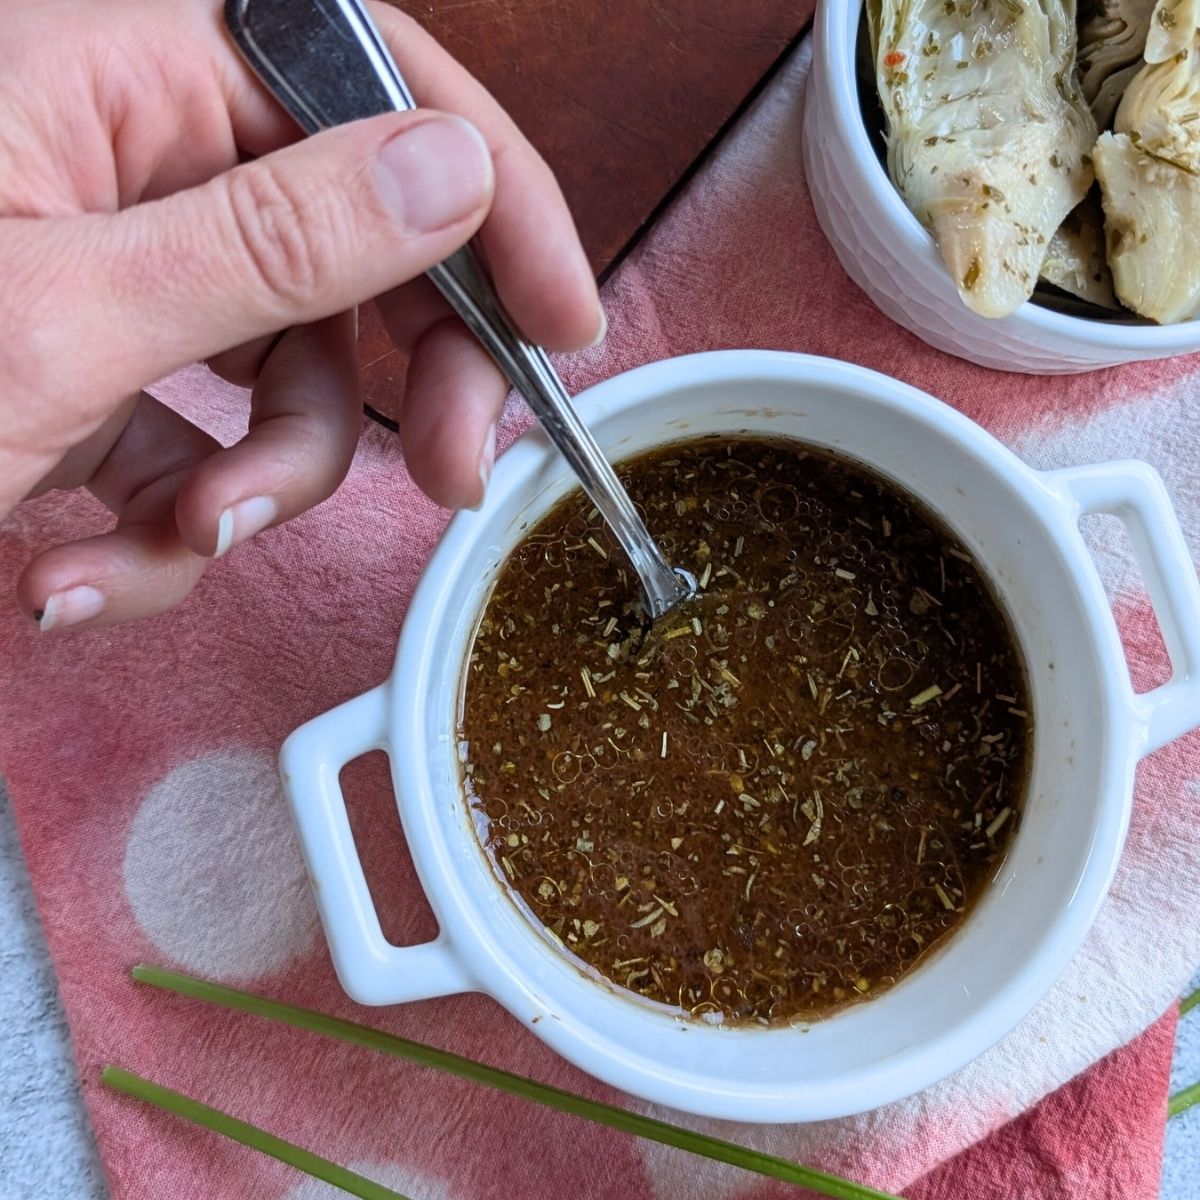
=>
[870,0,1097,318]
[1041,191,1119,303]
[1077,0,1158,126]
[1094,0,1200,321]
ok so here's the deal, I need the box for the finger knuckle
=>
[272,418,354,505]
[223,162,335,311]
[0,242,63,402]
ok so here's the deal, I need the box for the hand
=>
[0,0,603,631]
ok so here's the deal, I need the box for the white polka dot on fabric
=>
[122,749,319,980]
[282,1161,457,1200]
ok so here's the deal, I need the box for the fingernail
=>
[589,307,608,348]
[214,496,278,558]
[375,115,494,234]
[36,586,105,633]
[470,423,497,512]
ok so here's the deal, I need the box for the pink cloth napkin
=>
[1,36,1195,1200]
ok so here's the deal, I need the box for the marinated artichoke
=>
[1143,0,1196,60]
[870,0,1098,318]
[1089,62,1145,126]
[1040,191,1118,304]
[1077,0,1157,125]
[1094,0,1200,321]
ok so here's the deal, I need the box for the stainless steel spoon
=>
[224,0,694,619]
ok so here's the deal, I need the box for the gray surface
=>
[0,774,1196,1198]
[0,782,107,1200]
[1164,970,1200,1200]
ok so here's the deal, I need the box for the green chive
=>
[1154,981,1200,1118]
[102,1066,410,1199]
[132,964,902,1200]
[1169,1081,1200,1118]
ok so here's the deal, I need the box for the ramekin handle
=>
[1050,462,1200,756]
[280,684,475,1004]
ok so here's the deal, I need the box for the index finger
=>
[223,2,604,352]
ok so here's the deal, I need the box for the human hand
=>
[0,0,602,631]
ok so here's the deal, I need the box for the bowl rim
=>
[814,0,1200,351]
[389,350,1137,1121]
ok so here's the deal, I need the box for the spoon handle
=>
[224,0,692,618]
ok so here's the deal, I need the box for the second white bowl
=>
[802,0,1200,373]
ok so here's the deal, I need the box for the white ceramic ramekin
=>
[282,351,1200,1121]
[803,0,1200,373]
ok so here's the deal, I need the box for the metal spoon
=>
[224,0,694,619]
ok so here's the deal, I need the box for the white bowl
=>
[281,351,1200,1120]
[803,0,1200,373]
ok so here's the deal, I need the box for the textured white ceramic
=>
[281,351,1200,1121]
[803,0,1200,373]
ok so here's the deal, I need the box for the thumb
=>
[3,110,494,408]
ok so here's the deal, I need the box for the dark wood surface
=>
[360,0,807,421]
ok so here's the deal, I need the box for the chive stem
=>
[1180,987,1200,1017]
[1170,1081,1200,1118]
[132,964,902,1200]
[102,1066,410,1199]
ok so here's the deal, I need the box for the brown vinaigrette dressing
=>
[459,437,1031,1024]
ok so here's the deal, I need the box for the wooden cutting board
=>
[360,0,807,421]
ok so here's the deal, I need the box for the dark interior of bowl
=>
[852,12,1153,326]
